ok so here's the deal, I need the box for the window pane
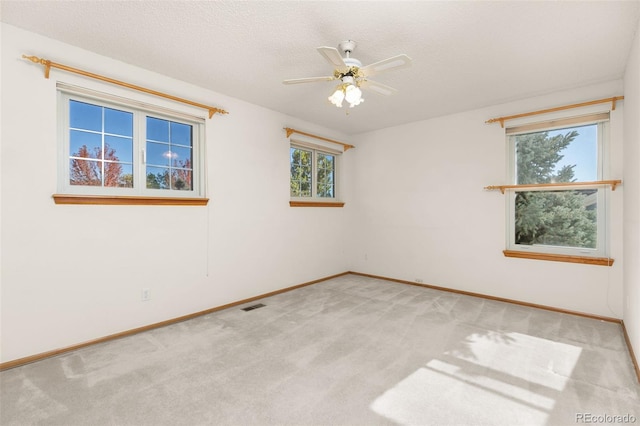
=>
[169,145,192,168]
[171,169,192,191]
[70,100,102,132]
[70,130,102,159]
[290,181,301,196]
[147,142,170,166]
[104,162,133,188]
[146,166,170,189]
[105,135,133,163]
[515,190,597,249]
[290,147,312,197]
[300,181,311,197]
[69,158,101,186]
[147,117,170,142]
[317,152,335,198]
[104,108,133,137]
[170,122,193,147]
[146,142,191,168]
[515,124,598,185]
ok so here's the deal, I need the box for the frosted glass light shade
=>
[344,84,363,107]
[328,88,345,107]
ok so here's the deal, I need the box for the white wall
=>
[0,24,352,363]
[348,81,626,318]
[623,17,640,370]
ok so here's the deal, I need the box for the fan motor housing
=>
[343,57,362,68]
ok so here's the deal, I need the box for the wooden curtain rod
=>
[486,96,624,128]
[484,180,622,194]
[284,127,354,151]
[22,54,228,118]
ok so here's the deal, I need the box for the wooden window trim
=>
[503,250,614,266]
[289,201,344,208]
[53,194,208,206]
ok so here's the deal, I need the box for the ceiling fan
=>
[283,40,412,108]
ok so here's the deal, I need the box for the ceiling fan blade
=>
[359,80,398,96]
[360,54,412,76]
[317,46,347,69]
[283,76,335,85]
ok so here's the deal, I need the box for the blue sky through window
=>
[548,124,597,182]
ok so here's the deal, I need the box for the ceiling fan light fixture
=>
[328,86,346,107]
[328,76,363,109]
[344,84,363,108]
[285,40,411,109]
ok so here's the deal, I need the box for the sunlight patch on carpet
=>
[370,332,582,425]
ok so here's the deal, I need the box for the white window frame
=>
[289,138,342,203]
[505,114,610,258]
[57,85,206,199]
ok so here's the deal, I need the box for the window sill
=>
[289,201,345,208]
[52,194,209,206]
[503,250,614,266]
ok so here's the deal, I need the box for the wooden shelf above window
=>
[284,127,354,151]
[53,194,209,206]
[484,180,622,194]
[485,96,623,128]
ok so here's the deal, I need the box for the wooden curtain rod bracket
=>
[22,54,52,78]
[486,96,624,127]
[485,117,506,128]
[208,108,228,118]
[484,180,622,194]
[484,185,506,194]
[284,127,355,151]
[22,54,228,118]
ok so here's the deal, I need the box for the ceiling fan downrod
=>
[337,40,363,78]
[339,40,357,57]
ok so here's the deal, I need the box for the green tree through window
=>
[513,128,597,249]
[316,153,335,198]
[290,146,337,199]
[290,147,312,197]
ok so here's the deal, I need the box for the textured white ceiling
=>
[2,1,639,135]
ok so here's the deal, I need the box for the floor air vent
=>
[241,303,266,312]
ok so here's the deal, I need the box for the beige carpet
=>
[1,274,638,425]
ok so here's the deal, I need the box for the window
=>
[290,145,338,200]
[285,127,349,207]
[58,89,205,201]
[506,114,609,259]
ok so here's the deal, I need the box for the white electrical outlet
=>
[141,288,151,301]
